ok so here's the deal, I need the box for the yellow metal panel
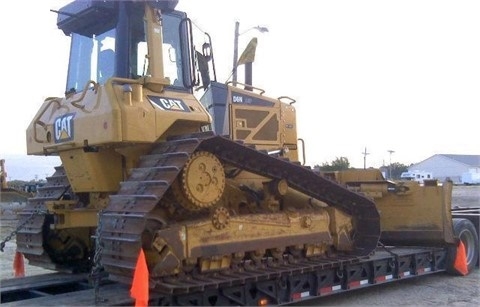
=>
[375,182,442,229]
[46,201,98,229]
[327,169,455,246]
[149,91,211,139]
[280,102,298,161]
[60,148,122,192]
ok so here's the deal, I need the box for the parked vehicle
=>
[400,170,434,184]
[461,171,480,185]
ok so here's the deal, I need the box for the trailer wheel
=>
[446,218,479,275]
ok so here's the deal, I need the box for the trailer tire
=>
[446,218,479,275]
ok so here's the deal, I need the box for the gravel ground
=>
[452,185,479,208]
[0,219,55,279]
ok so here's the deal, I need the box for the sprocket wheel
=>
[173,151,225,210]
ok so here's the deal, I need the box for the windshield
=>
[66,29,116,92]
[133,13,185,86]
[65,10,186,93]
[162,14,185,87]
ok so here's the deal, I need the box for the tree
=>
[389,162,409,179]
[316,157,350,171]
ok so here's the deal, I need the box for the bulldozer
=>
[18,0,380,280]
[14,0,477,298]
[0,159,34,204]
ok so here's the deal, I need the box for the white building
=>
[408,154,480,184]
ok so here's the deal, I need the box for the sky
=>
[0,0,479,180]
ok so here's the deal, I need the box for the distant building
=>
[408,154,480,184]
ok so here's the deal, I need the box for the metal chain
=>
[89,209,107,304]
[0,209,47,252]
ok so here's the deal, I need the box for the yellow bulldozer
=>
[0,159,33,204]
[9,0,477,304]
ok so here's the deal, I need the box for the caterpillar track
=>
[99,132,381,292]
[15,166,90,272]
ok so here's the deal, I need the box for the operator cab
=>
[55,0,202,95]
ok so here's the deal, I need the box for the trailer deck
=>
[0,246,449,306]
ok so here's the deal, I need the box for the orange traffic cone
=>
[130,248,149,307]
[13,250,25,277]
[453,240,468,276]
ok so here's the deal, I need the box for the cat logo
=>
[54,113,75,143]
[147,96,190,112]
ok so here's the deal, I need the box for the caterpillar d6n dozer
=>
[19,0,379,279]
[15,0,476,304]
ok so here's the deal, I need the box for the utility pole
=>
[387,150,395,179]
[362,147,370,169]
[232,21,240,85]
[232,22,268,86]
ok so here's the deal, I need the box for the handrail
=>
[225,81,265,95]
[106,77,143,86]
[70,80,99,110]
[33,98,61,143]
[42,141,76,154]
[278,96,296,105]
[298,138,306,166]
